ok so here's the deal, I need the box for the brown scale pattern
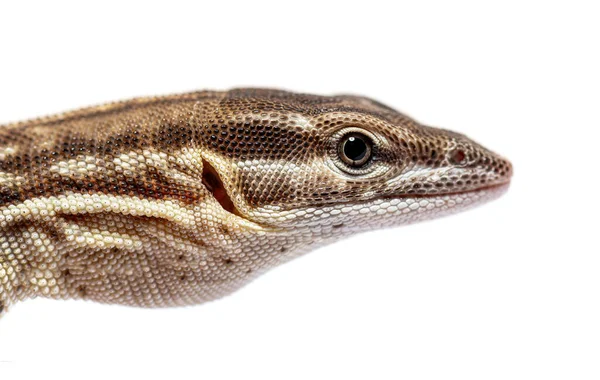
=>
[0,88,512,315]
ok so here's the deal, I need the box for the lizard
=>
[0,88,512,316]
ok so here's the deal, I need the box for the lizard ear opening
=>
[201,159,240,216]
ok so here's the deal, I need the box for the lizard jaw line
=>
[384,181,511,201]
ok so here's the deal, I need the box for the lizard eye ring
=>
[328,127,381,176]
[339,132,373,167]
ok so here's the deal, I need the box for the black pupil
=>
[343,136,367,162]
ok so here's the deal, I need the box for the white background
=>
[0,1,598,379]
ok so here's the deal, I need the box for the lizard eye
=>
[328,127,383,177]
[339,132,373,167]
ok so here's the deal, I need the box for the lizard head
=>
[0,88,512,311]
[200,89,512,238]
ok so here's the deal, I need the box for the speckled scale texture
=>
[0,88,512,315]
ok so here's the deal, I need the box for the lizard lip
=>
[385,180,511,200]
[443,181,511,198]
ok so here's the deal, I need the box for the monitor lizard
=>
[0,88,512,315]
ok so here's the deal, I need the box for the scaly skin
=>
[0,89,512,315]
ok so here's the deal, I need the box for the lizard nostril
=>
[449,149,466,165]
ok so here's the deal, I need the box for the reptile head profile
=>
[0,88,512,313]
[200,89,512,239]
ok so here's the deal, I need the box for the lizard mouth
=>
[407,181,510,199]
[382,180,511,202]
